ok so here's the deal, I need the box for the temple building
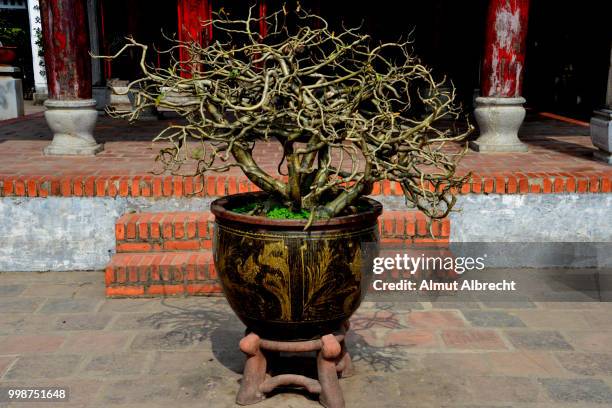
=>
[1,0,611,157]
[3,1,608,114]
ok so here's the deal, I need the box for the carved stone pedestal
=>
[237,323,352,408]
[43,99,103,156]
[470,97,528,152]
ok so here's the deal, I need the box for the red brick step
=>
[114,210,449,253]
[115,212,215,253]
[105,251,220,297]
[106,209,450,297]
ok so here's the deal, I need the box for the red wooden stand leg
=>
[318,334,345,408]
[237,333,267,405]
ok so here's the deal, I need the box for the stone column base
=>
[33,92,49,105]
[43,99,104,156]
[590,109,612,164]
[470,97,528,153]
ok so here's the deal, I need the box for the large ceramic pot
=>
[0,46,17,65]
[211,192,382,341]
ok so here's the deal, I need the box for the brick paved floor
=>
[1,271,612,407]
[0,113,609,178]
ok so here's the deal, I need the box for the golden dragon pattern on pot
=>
[215,223,377,327]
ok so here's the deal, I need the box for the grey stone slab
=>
[480,300,537,309]
[0,284,25,296]
[555,352,612,376]
[39,298,101,314]
[396,372,473,405]
[175,372,241,402]
[83,352,149,376]
[2,193,611,272]
[450,194,612,245]
[110,313,176,330]
[431,302,482,310]
[97,298,169,313]
[539,378,612,404]
[342,374,404,408]
[54,314,112,331]
[0,314,56,335]
[148,351,215,376]
[462,311,526,328]
[21,283,86,297]
[469,376,542,404]
[4,355,81,380]
[0,356,16,378]
[130,330,203,350]
[0,197,213,272]
[97,378,179,404]
[505,330,574,351]
[0,297,43,313]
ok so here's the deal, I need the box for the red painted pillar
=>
[481,0,530,98]
[259,1,267,39]
[177,0,211,58]
[38,0,92,99]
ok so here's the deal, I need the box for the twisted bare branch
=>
[96,7,472,223]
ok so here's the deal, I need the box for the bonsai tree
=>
[100,6,471,228]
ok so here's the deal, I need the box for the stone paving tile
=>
[0,284,25,296]
[564,331,612,353]
[505,330,574,351]
[60,332,132,354]
[462,310,526,328]
[535,301,607,310]
[0,334,66,354]
[0,314,56,335]
[485,351,566,377]
[382,329,440,349]
[54,314,113,331]
[555,352,612,376]
[95,377,180,405]
[3,355,82,380]
[130,330,204,351]
[341,374,401,408]
[582,311,612,330]
[539,378,612,404]
[81,352,151,377]
[20,283,87,297]
[468,376,543,404]
[0,355,16,378]
[147,350,218,376]
[421,353,491,376]
[403,310,466,329]
[3,272,612,407]
[396,372,474,406]
[431,301,482,310]
[0,379,102,408]
[480,300,537,309]
[511,310,592,330]
[176,370,243,403]
[97,298,174,313]
[351,310,405,330]
[440,405,512,408]
[109,312,178,330]
[0,272,104,286]
[38,298,101,314]
[441,329,507,350]
[0,297,44,313]
[359,301,424,311]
